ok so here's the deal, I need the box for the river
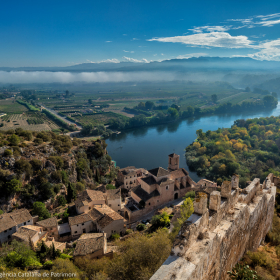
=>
[106,103,280,182]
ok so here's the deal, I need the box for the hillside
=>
[0,129,116,212]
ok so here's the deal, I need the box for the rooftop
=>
[168,153,179,158]
[169,168,189,180]
[73,233,105,256]
[12,225,46,243]
[107,188,121,200]
[148,167,169,178]
[132,185,160,202]
[0,209,32,232]
[36,217,58,228]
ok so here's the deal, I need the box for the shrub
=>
[4,149,13,156]
[59,253,72,259]
[183,190,195,201]
[33,201,51,220]
[57,195,67,206]
[136,223,146,231]
[106,184,116,190]
[125,229,133,235]
[228,264,258,280]
[247,250,276,271]
[111,233,120,240]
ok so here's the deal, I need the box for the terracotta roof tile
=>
[169,168,188,180]
[148,167,169,177]
[0,209,32,232]
[73,233,105,256]
[107,189,121,200]
[69,214,92,226]
[36,217,57,228]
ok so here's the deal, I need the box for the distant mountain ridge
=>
[1,57,280,72]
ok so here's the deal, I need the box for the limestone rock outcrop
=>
[151,174,276,280]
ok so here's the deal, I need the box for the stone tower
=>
[168,153,180,171]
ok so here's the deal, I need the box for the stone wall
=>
[151,174,276,280]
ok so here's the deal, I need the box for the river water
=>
[106,103,280,182]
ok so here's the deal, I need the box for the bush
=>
[4,149,13,156]
[125,229,133,235]
[136,223,146,231]
[247,250,276,271]
[151,212,170,231]
[106,184,116,190]
[228,264,258,280]
[183,190,195,201]
[57,195,67,206]
[111,233,120,240]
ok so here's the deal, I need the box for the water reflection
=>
[106,103,280,182]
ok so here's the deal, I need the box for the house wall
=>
[97,219,125,237]
[0,226,17,245]
[0,218,33,246]
[71,221,95,239]
[76,200,106,214]
[107,198,121,213]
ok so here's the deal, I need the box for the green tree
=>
[57,195,67,206]
[145,101,155,110]
[151,212,170,231]
[32,202,51,220]
[67,183,77,203]
[6,179,22,196]
[8,134,20,146]
[168,108,179,119]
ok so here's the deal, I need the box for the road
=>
[38,103,82,130]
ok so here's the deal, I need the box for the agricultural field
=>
[0,112,59,132]
[74,112,129,127]
[0,99,28,113]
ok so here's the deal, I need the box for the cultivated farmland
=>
[0,112,59,131]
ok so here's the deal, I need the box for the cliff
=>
[151,174,276,280]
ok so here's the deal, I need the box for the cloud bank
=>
[0,71,180,84]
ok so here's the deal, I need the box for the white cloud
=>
[132,38,139,41]
[0,71,181,83]
[122,56,149,63]
[105,41,112,43]
[189,25,230,33]
[148,32,256,49]
[176,53,208,59]
[161,53,164,56]
[248,39,280,60]
[99,58,120,63]
[123,50,135,53]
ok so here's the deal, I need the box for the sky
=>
[1,0,280,67]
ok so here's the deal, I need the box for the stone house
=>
[12,225,48,247]
[106,189,121,213]
[117,166,144,191]
[69,205,125,239]
[36,217,59,240]
[73,233,113,260]
[124,154,196,223]
[75,190,106,214]
[45,239,66,252]
[0,209,33,245]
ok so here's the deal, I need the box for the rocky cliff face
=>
[151,174,276,280]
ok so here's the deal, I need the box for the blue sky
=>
[1,0,280,66]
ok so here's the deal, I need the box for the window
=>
[28,220,30,223]
[109,204,111,207]
[52,232,54,235]
[8,235,11,239]
[4,230,7,233]
[9,228,12,231]
[24,222,26,225]
[157,200,159,203]
[82,223,84,226]
[166,185,169,190]
[75,231,77,234]
[77,225,79,227]
[83,229,86,233]
[118,204,120,206]
[149,203,151,205]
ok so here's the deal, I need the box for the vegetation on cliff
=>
[0,128,116,212]
[186,116,280,188]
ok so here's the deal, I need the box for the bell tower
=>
[168,153,180,171]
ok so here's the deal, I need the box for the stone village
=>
[0,152,276,269]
